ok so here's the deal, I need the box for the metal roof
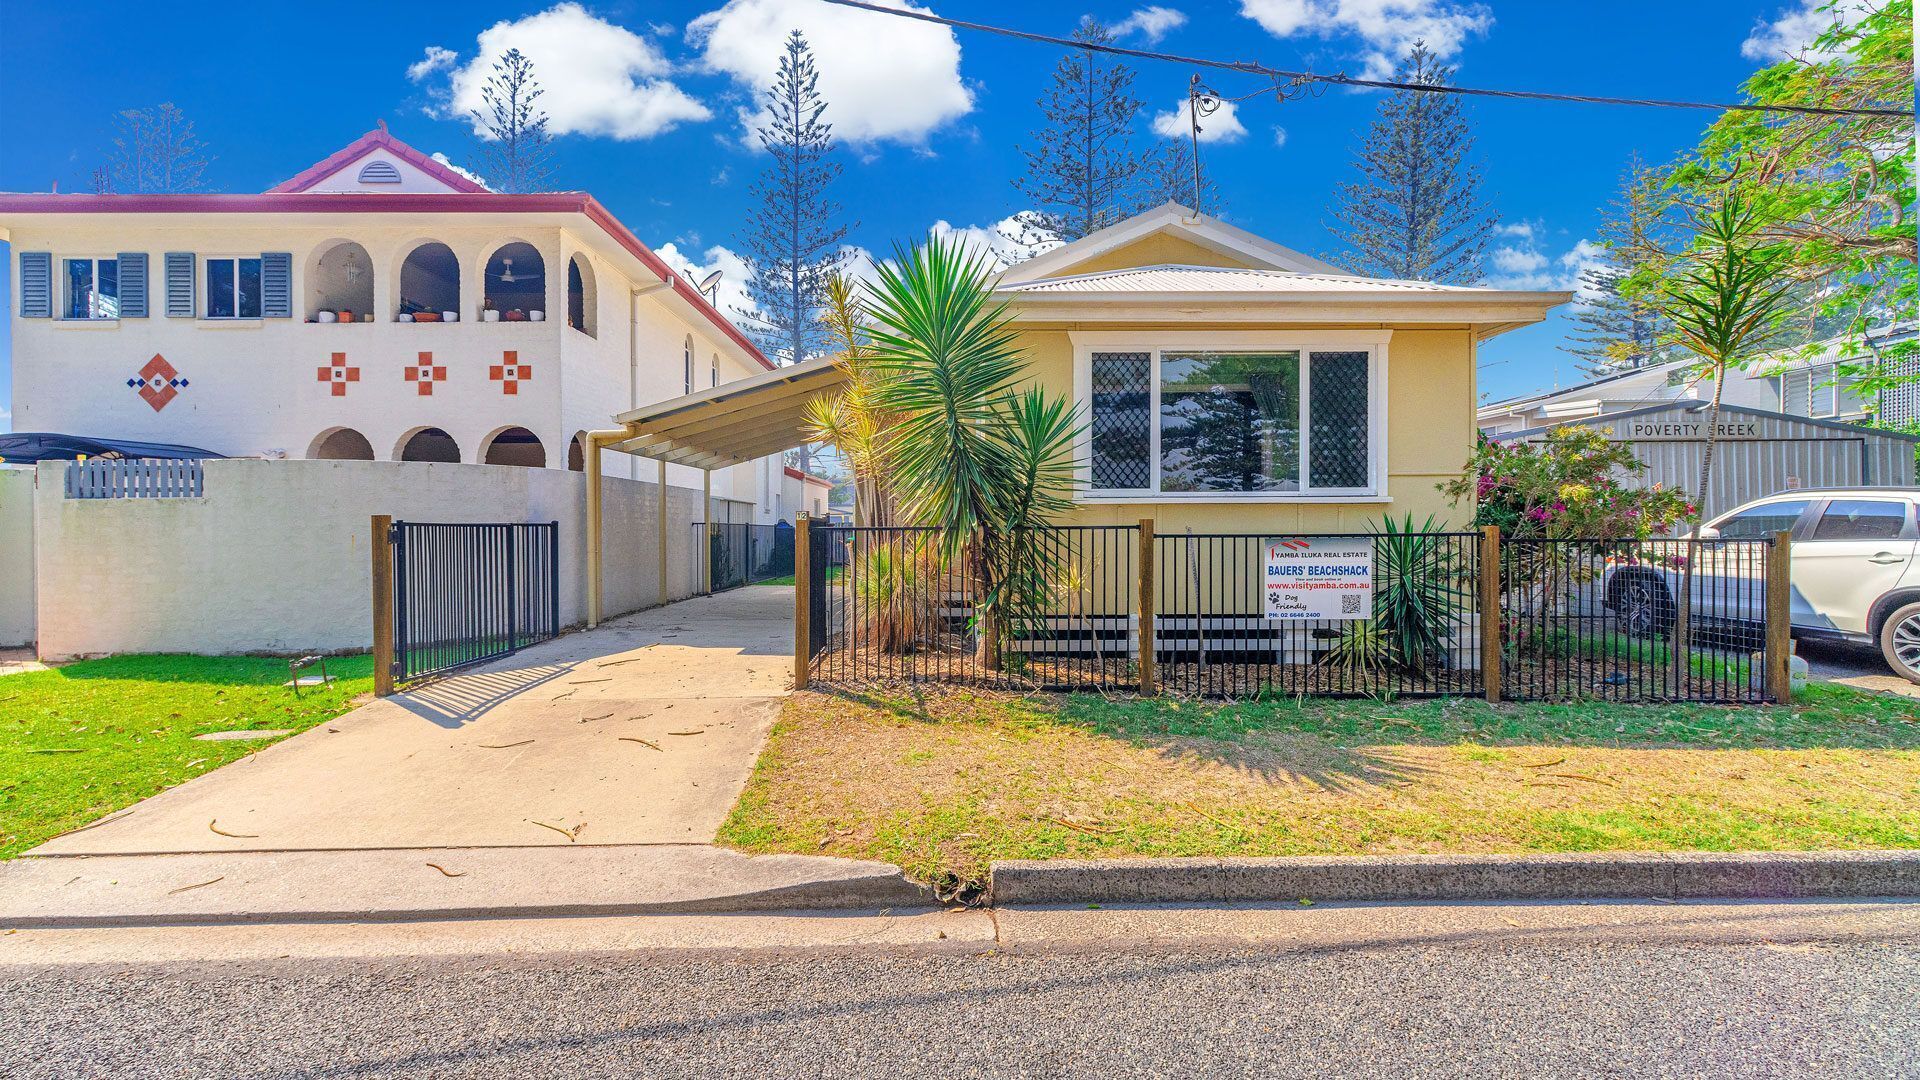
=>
[996,263,1491,296]
[603,354,849,469]
[1490,400,1920,443]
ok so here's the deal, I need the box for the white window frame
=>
[1070,329,1391,504]
[203,254,264,321]
[684,336,695,396]
[61,256,120,321]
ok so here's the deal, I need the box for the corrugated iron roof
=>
[996,263,1493,296]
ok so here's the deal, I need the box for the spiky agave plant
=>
[861,235,1082,667]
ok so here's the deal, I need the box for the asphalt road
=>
[6,906,1917,1079]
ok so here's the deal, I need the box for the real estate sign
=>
[1263,538,1373,621]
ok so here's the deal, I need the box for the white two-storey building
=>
[0,126,786,518]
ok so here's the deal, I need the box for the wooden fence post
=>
[1480,524,1502,704]
[1766,529,1792,703]
[794,513,812,690]
[371,514,394,698]
[1138,518,1156,696]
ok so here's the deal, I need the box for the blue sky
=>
[0,0,1831,429]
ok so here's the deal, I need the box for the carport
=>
[579,354,847,626]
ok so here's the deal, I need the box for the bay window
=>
[205,256,263,319]
[63,257,119,319]
[1081,335,1383,498]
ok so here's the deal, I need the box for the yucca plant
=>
[1374,514,1470,676]
[804,273,898,528]
[860,235,1082,667]
[852,536,944,654]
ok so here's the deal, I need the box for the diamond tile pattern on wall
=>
[127,354,186,412]
[1309,351,1370,488]
[1091,352,1151,489]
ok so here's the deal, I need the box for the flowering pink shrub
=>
[1441,427,1693,540]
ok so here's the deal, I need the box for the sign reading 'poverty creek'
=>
[1263,537,1374,620]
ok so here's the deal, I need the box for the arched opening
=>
[308,427,375,460]
[396,426,461,462]
[566,255,596,337]
[567,431,588,472]
[481,426,546,468]
[306,240,375,322]
[398,242,460,322]
[483,241,546,321]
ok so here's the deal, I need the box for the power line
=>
[815,0,1913,120]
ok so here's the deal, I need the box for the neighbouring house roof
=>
[0,129,769,372]
[783,466,834,488]
[265,126,490,194]
[1490,400,1920,444]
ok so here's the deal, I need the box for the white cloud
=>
[687,0,973,145]
[430,152,490,189]
[1238,0,1493,80]
[654,241,758,325]
[1112,6,1188,43]
[407,46,458,82]
[930,215,1062,269]
[1151,96,1248,143]
[1739,0,1866,61]
[421,3,711,141]
[1485,229,1602,299]
[1272,126,1288,148]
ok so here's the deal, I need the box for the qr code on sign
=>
[1341,594,1364,616]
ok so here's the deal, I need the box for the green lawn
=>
[0,655,374,858]
[719,684,1920,889]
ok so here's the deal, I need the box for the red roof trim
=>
[265,129,490,194]
[784,466,834,487]
[0,190,771,371]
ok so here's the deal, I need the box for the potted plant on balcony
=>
[483,299,500,323]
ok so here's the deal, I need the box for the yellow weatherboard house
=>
[992,202,1571,531]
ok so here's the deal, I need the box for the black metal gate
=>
[389,520,560,684]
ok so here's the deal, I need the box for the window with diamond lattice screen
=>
[1090,352,1151,489]
[1309,351,1370,488]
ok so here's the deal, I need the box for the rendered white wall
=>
[31,459,711,660]
[0,469,35,647]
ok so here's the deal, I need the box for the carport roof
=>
[605,354,848,469]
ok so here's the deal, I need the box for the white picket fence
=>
[64,458,206,499]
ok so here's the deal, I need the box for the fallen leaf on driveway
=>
[425,863,467,878]
[479,740,535,749]
[208,820,258,838]
[167,877,224,895]
[529,820,581,842]
[619,737,663,751]
[582,712,615,722]
[570,678,613,685]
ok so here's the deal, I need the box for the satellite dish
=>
[698,271,724,293]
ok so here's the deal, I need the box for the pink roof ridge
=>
[265,127,491,194]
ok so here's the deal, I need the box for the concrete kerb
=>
[987,850,1920,906]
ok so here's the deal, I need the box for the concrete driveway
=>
[31,588,797,855]
[1798,637,1920,700]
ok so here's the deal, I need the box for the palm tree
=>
[804,274,897,528]
[858,235,1082,666]
[1660,192,1793,666]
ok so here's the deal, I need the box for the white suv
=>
[1604,488,1920,682]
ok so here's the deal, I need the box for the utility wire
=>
[815,0,1913,120]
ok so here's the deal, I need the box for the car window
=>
[1714,499,1812,539]
[1810,499,1908,542]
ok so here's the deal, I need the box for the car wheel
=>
[1612,573,1675,638]
[1877,601,1920,685]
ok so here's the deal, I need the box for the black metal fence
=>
[700,522,794,592]
[1501,536,1771,704]
[390,520,560,684]
[801,524,1783,703]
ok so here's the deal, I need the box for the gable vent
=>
[356,160,402,184]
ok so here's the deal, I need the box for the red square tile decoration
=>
[404,352,446,396]
[489,350,532,395]
[127,354,186,412]
[316,352,361,397]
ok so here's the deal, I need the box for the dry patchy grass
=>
[717,685,1920,885]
